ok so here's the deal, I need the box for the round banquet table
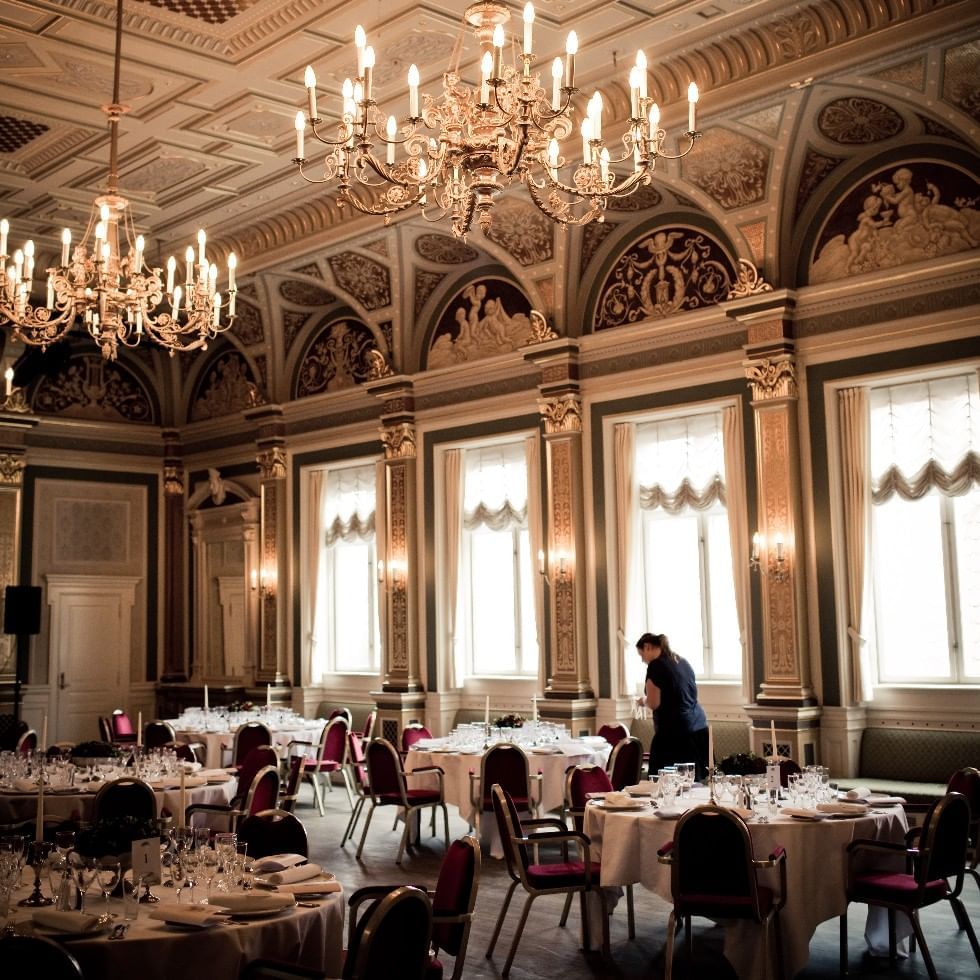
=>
[6,879,345,979]
[0,775,236,826]
[407,739,612,857]
[584,793,909,980]
[169,722,326,768]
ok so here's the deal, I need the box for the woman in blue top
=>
[636,632,709,780]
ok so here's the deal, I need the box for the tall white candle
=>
[137,711,142,748]
[532,696,538,723]
[36,766,44,840]
[707,723,713,777]
[770,719,777,762]
[484,695,490,727]
[204,683,209,712]
[178,769,186,829]
[41,714,47,751]
[267,683,272,709]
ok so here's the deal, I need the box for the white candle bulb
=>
[386,115,397,165]
[134,234,144,269]
[213,291,221,327]
[208,262,217,296]
[629,66,641,118]
[547,137,559,179]
[94,222,105,247]
[551,57,563,110]
[649,102,661,140]
[492,24,504,79]
[353,81,363,105]
[46,274,54,308]
[12,249,22,279]
[23,239,34,280]
[636,49,648,99]
[100,204,110,222]
[590,91,603,140]
[480,51,492,104]
[61,228,71,266]
[172,285,182,318]
[600,146,610,183]
[523,4,535,54]
[418,157,428,206]
[197,228,206,265]
[688,81,699,132]
[355,25,366,76]
[0,218,7,256]
[364,45,375,101]
[293,109,306,160]
[565,30,578,88]
[227,252,236,290]
[4,367,13,397]
[752,532,761,560]
[184,246,194,284]
[101,241,110,262]
[305,65,317,120]
[775,533,785,561]
[581,117,592,162]
[408,64,420,117]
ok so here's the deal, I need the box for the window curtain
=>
[323,464,376,543]
[721,405,753,702]
[613,422,637,697]
[870,375,980,502]
[374,459,387,676]
[839,387,874,703]
[525,434,547,695]
[306,469,326,684]
[443,449,464,689]
[463,442,528,529]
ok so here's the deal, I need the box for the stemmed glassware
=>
[199,846,220,903]
[96,857,121,922]
[182,847,201,904]
[71,854,98,916]
[169,852,185,904]
[0,850,21,928]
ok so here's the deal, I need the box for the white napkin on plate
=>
[11,778,36,792]
[781,806,824,820]
[33,910,104,934]
[866,795,907,805]
[213,892,296,913]
[817,801,869,815]
[253,853,309,873]
[604,792,635,807]
[624,783,653,797]
[267,879,342,896]
[257,862,322,885]
[148,905,227,927]
[845,787,871,801]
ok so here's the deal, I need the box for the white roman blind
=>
[463,442,528,530]
[323,463,376,544]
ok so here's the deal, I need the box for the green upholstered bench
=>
[622,717,750,768]
[835,727,980,803]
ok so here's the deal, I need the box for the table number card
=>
[132,837,162,886]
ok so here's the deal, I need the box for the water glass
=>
[96,857,121,920]
[124,876,142,921]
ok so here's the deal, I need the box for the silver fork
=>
[109,923,130,940]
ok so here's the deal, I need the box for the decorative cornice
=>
[526,309,560,345]
[257,446,287,480]
[380,422,417,460]
[727,259,773,300]
[744,356,799,401]
[539,394,583,435]
[363,348,395,381]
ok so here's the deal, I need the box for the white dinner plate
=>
[593,799,648,812]
[227,906,293,920]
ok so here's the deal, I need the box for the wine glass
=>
[54,830,76,859]
[199,846,220,904]
[182,847,200,904]
[169,853,185,904]
[71,854,98,915]
[0,852,21,928]
[96,857,121,921]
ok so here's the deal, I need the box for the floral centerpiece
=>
[493,713,524,729]
[71,741,123,761]
[718,752,767,776]
[226,700,255,712]
[74,816,159,859]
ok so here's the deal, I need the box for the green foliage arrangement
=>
[493,713,525,729]
[718,752,767,776]
[74,815,159,857]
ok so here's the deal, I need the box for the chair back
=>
[480,743,531,812]
[98,716,113,743]
[947,767,980,824]
[365,738,405,804]
[233,721,273,767]
[244,766,281,817]
[238,808,308,859]
[566,764,613,833]
[362,711,376,741]
[328,707,353,728]
[672,804,765,921]
[236,746,279,800]
[778,758,802,788]
[345,885,433,980]
[917,792,971,888]
[348,732,368,790]
[401,723,432,754]
[432,835,481,956]
[144,720,175,749]
[280,755,303,812]
[597,723,630,747]
[111,709,135,739]
[93,777,158,822]
[0,934,85,979]
[319,715,349,766]
[607,736,643,790]
[169,741,204,764]
[15,728,37,754]
[490,783,529,879]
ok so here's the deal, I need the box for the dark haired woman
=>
[636,632,709,780]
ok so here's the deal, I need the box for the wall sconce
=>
[257,565,277,599]
[538,548,571,586]
[750,531,789,583]
[388,556,407,589]
[2,364,27,413]
[537,549,549,585]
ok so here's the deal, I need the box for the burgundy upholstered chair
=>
[237,808,308,860]
[597,722,630,748]
[279,754,303,814]
[343,885,432,980]
[401,723,432,754]
[487,783,609,977]
[658,804,787,980]
[356,738,448,864]
[185,765,280,832]
[946,767,980,893]
[231,721,273,769]
[92,777,158,822]
[289,715,352,815]
[360,711,376,741]
[15,728,37,754]
[778,758,802,788]
[469,743,542,827]
[144,720,176,749]
[342,732,369,846]
[841,791,980,979]
[606,736,644,790]
[110,709,137,744]
[234,746,279,804]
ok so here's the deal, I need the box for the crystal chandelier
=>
[295,1,701,238]
[0,0,236,361]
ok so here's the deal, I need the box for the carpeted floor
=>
[297,781,980,979]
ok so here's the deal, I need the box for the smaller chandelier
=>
[0,0,236,360]
[295,1,701,238]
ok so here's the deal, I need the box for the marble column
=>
[524,339,597,735]
[161,429,187,682]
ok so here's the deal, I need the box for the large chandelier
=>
[0,0,236,360]
[295,1,700,238]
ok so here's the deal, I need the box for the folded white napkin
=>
[530,746,561,755]
[253,853,309,873]
[817,801,869,815]
[213,891,296,913]
[845,787,871,801]
[180,761,203,773]
[257,862,322,885]
[781,806,824,820]
[33,910,104,934]
[603,792,636,807]
[181,776,208,788]
[12,777,37,792]
[624,783,653,797]
[265,879,342,897]
[148,905,227,928]
[866,795,907,805]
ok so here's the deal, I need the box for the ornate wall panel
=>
[483,197,554,266]
[414,234,479,265]
[232,300,265,346]
[327,252,391,310]
[796,148,845,219]
[593,227,737,330]
[942,41,980,122]
[278,280,336,306]
[817,97,904,144]
[283,311,311,352]
[190,349,261,421]
[414,270,447,317]
[681,128,770,210]
[294,318,385,397]
[579,221,618,276]
[809,160,980,283]
[31,354,157,424]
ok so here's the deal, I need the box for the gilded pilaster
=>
[161,429,187,682]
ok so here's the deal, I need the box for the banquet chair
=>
[401,723,432,755]
[279,753,304,813]
[111,708,138,744]
[232,721,274,768]
[597,722,630,748]
[946,767,980,893]
[234,745,280,804]
[841,791,980,979]
[14,728,37,754]
[329,707,354,728]
[185,764,280,832]
[345,884,433,980]
[98,716,113,743]
[237,807,309,860]
[487,783,609,977]
[607,736,644,791]
[778,758,802,787]
[166,740,206,765]
[144,719,176,749]
[0,717,28,751]
[356,737,449,864]
[559,764,635,939]
[342,732,370,846]
[0,934,85,980]
[360,710,376,741]
[289,715,353,816]
[92,777,158,822]
[657,804,787,980]
[469,743,542,829]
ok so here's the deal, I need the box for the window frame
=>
[319,534,381,675]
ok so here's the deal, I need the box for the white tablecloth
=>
[170,724,326,768]
[7,879,344,979]
[407,740,611,856]
[584,796,908,979]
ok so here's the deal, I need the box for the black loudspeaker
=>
[3,586,42,636]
